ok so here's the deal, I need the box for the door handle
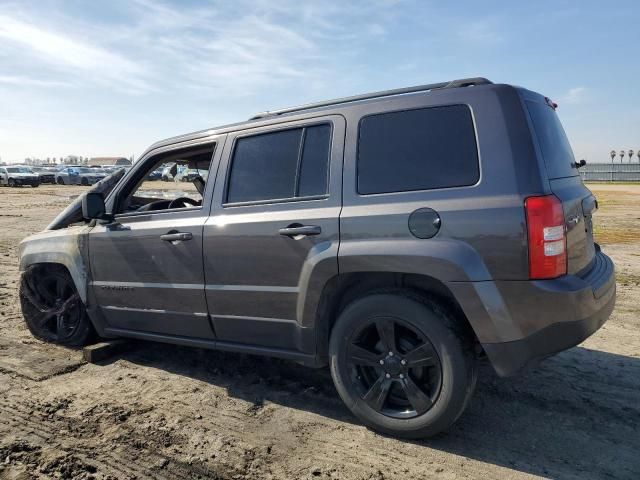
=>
[160,232,193,243]
[278,225,321,238]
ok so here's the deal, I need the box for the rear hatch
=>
[524,93,597,275]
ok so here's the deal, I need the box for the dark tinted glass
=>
[227,124,332,204]
[227,129,302,203]
[526,100,577,179]
[298,124,331,197]
[357,105,479,194]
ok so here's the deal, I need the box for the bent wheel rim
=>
[22,272,83,342]
[346,316,442,419]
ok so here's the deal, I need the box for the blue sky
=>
[0,0,638,163]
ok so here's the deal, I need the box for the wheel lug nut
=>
[388,351,394,356]
[399,374,404,379]
[401,360,406,365]
[379,360,385,365]
[385,373,391,378]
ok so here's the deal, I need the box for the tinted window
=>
[357,105,479,194]
[298,124,331,197]
[526,100,577,179]
[226,124,331,204]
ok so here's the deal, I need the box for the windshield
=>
[526,100,577,179]
[7,167,32,173]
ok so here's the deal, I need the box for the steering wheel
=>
[168,197,199,209]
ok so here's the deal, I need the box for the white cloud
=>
[562,86,588,104]
[0,14,155,94]
[0,75,73,88]
[0,1,402,98]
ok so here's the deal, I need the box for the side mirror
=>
[82,192,112,222]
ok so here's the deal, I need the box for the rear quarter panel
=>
[339,84,545,282]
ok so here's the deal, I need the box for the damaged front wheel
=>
[20,265,94,346]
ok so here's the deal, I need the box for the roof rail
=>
[250,77,492,120]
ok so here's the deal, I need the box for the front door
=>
[203,116,345,352]
[88,137,224,338]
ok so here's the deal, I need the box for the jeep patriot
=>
[18,77,616,438]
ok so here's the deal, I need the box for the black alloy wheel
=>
[347,317,442,418]
[20,267,93,346]
[329,293,477,438]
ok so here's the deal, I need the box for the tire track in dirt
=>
[0,400,184,480]
[0,392,291,480]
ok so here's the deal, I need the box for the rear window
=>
[526,100,577,179]
[357,105,479,194]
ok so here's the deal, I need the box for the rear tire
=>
[81,177,89,186]
[20,265,94,347]
[8,178,16,187]
[329,292,477,438]
[56,177,65,185]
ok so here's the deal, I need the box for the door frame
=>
[201,114,346,353]
[104,134,228,219]
[86,133,227,338]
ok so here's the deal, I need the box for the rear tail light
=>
[525,195,567,279]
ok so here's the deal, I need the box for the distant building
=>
[88,157,132,166]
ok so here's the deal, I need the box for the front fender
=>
[18,226,91,303]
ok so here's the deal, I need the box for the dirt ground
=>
[1,183,639,480]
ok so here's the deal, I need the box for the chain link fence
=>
[579,163,640,182]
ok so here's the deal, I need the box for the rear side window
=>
[526,100,577,179]
[357,105,479,194]
[226,124,331,204]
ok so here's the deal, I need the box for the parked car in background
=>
[55,164,82,172]
[161,164,185,181]
[100,166,122,175]
[55,167,107,186]
[174,167,203,182]
[29,166,56,184]
[147,168,163,181]
[0,166,40,187]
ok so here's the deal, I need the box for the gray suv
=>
[17,78,616,438]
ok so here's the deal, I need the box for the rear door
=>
[203,115,345,352]
[523,93,596,274]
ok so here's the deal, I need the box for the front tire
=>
[8,178,16,187]
[329,292,477,439]
[20,265,94,347]
[56,177,65,185]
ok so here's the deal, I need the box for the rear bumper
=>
[450,249,616,376]
[482,285,615,376]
